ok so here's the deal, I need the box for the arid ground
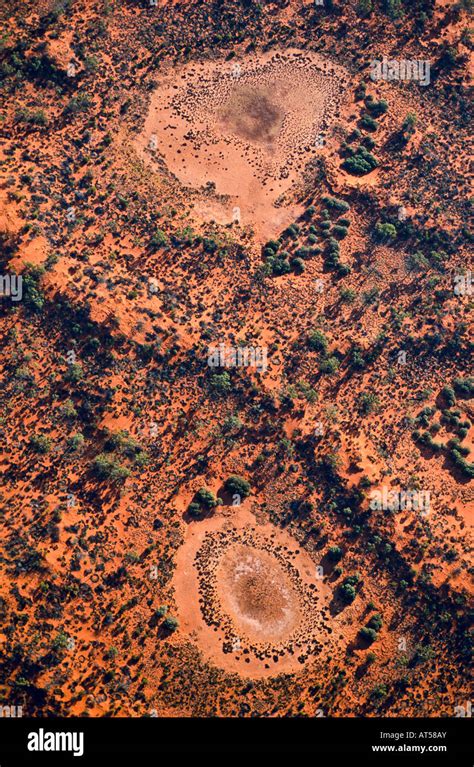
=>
[0,0,472,720]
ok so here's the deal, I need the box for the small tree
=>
[374,222,397,242]
[195,488,218,511]
[163,616,179,632]
[359,627,378,643]
[328,546,343,562]
[30,434,52,454]
[308,330,328,353]
[224,475,251,499]
[209,372,232,396]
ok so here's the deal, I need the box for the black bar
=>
[0,717,471,764]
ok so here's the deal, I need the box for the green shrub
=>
[187,502,202,518]
[359,627,378,643]
[209,372,232,396]
[92,454,130,482]
[332,225,349,239]
[163,616,179,632]
[441,386,456,407]
[308,330,328,353]
[365,98,388,117]
[360,114,378,132]
[195,487,218,511]
[321,196,350,213]
[224,475,251,499]
[339,583,357,603]
[342,146,378,176]
[374,222,397,242]
[367,613,383,631]
[22,265,45,313]
[30,434,52,454]
[453,377,474,399]
[271,255,291,276]
[291,257,305,274]
[328,546,343,562]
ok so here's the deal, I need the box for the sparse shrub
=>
[163,616,179,632]
[92,454,130,482]
[14,108,49,127]
[342,146,378,176]
[406,251,429,272]
[59,399,77,419]
[209,372,232,396]
[382,0,403,19]
[357,392,380,416]
[150,229,169,250]
[374,222,397,242]
[308,329,328,353]
[30,434,52,454]
[356,0,373,17]
[370,683,388,702]
[340,287,356,303]
[224,475,251,499]
[319,356,339,375]
[67,433,84,451]
[64,363,84,384]
[360,114,378,132]
[65,93,92,115]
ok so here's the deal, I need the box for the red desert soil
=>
[0,0,472,720]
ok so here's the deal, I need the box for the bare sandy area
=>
[172,505,340,678]
[134,49,350,240]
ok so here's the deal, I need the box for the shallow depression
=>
[218,544,300,640]
[134,49,350,240]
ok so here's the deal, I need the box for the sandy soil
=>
[172,504,339,678]
[134,49,350,240]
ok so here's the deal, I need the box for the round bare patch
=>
[135,49,350,240]
[219,86,285,144]
[217,545,299,641]
[172,508,337,677]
